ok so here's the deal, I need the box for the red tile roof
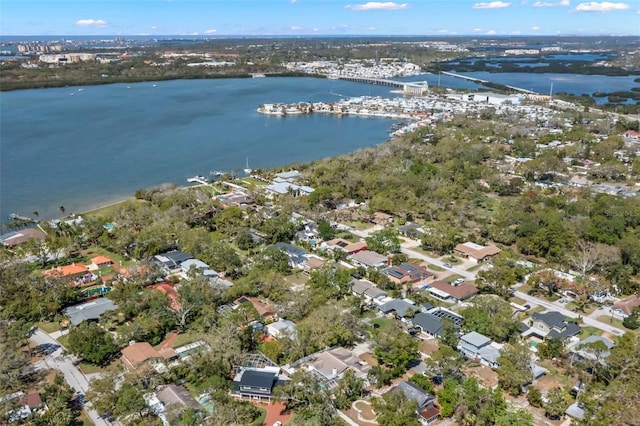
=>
[429,280,478,301]
[43,263,88,277]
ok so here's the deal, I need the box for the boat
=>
[78,88,84,92]
[243,158,252,174]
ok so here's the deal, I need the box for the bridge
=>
[337,76,429,95]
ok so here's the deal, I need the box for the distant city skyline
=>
[1,0,639,37]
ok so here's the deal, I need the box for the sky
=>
[1,0,639,37]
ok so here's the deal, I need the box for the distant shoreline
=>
[0,71,321,92]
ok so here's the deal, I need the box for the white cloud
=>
[149,25,158,30]
[361,26,378,30]
[473,28,483,31]
[345,2,410,11]
[437,29,449,33]
[75,19,108,27]
[486,29,497,34]
[532,25,541,30]
[204,29,217,34]
[291,0,298,3]
[574,1,630,11]
[533,0,569,6]
[472,1,511,8]
[290,25,305,30]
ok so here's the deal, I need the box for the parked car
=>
[443,263,453,268]
[454,278,465,285]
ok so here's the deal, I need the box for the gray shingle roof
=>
[379,299,419,317]
[63,298,118,326]
[411,312,443,335]
[394,381,435,411]
[460,331,491,348]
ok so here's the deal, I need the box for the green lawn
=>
[444,274,464,283]
[83,198,140,218]
[157,330,204,350]
[344,221,373,231]
[565,302,598,315]
[426,264,445,272]
[596,315,629,331]
[509,296,527,306]
[56,334,69,349]
[83,246,130,268]
[73,410,92,426]
[371,318,396,329]
[579,326,603,339]
[36,321,61,333]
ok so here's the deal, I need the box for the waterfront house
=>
[0,228,46,247]
[454,242,501,263]
[43,263,94,286]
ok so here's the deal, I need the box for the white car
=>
[453,278,465,285]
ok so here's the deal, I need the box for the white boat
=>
[243,158,252,174]
[152,84,157,87]
[187,175,206,183]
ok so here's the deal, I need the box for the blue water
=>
[0,77,400,222]
[2,73,636,222]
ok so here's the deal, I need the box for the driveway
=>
[31,328,112,426]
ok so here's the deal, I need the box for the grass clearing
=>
[509,296,527,306]
[36,321,61,333]
[466,264,483,272]
[596,315,627,330]
[426,264,445,272]
[56,334,69,349]
[83,198,140,218]
[371,318,396,330]
[344,220,372,231]
[161,330,203,349]
[444,274,464,283]
[565,302,598,315]
[579,326,603,339]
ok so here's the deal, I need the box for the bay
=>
[0,77,397,222]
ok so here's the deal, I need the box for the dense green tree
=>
[372,390,420,426]
[527,387,544,408]
[497,341,533,396]
[333,369,365,410]
[461,295,521,343]
[425,345,464,381]
[365,228,401,254]
[66,322,118,366]
[409,373,435,394]
[372,322,418,372]
[537,337,565,359]
[544,388,569,419]
[274,370,337,425]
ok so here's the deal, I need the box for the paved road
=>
[400,247,477,281]
[513,291,625,336]
[31,329,111,426]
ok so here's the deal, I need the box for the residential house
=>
[390,381,440,425]
[371,212,394,226]
[156,384,201,413]
[322,238,367,255]
[272,242,308,268]
[120,342,176,371]
[566,402,586,421]
[266,319,297,339]
[90,255,114,269]
[180,258,218,279]
[411,312,444,337]
[43,263,94,286]
[611,295,640,318]
[383,263,433,285]
[348,250,388,269]
[152,250,193,273]
[570,336,614,362]
[0,228,46,247]
[397,222,425,238]
[427,280,478,303]
[523,311,581,341]
[292,346,371,389]
[454,242,501,263]
[458,332,492,359]
[231,367,289,402]
[233,296,277,321]
[62,298,118,326]
[302,257,326,275]
[622,129,640,141]
[378,298,420,319]
[350,279,387,303]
